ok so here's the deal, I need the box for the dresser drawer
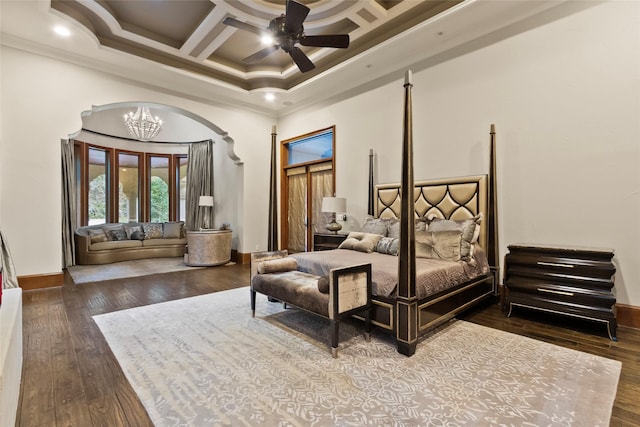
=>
[505,276,616,308]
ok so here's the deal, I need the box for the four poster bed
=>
[259,71,499,357]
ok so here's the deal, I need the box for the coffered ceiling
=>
[1,1,569,115]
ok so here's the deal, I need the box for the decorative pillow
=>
[124,225,143,239]
[415,230,463,261]
[360,217,390,236]
[102,224,125,241]
[426,215,481,261]
[163,221,183,239]
[317,276,330,294]
[257,257,298,274]
[109,229,128,241]
[376,237,399,256]
[142,222,163,240]
[387,219,400,239]
[88,228,107,243]
[130,230,145,241]
[338,232,382,253]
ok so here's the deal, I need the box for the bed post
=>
[487,124,500,296]
[268,125,278,251]
[368,149,374,216]
[396,70,417,357]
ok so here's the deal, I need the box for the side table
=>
[185,229,232,266]
[313,233,347,251]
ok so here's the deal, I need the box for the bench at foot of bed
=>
[250,250,372,358]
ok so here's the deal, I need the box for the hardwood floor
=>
[17,263,640,426]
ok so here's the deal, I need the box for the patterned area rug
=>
[93,287,621,426]
[67,257,207,284]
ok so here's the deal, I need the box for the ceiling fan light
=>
[261,34,274,45]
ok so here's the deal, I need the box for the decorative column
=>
[396,70,418,356]
[268,125,279,251]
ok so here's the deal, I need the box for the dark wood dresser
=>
[503,244,617,340]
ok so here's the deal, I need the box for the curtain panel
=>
[61,139,77,268]
[186,140,215,231]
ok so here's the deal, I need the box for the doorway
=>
[281,126,336,252]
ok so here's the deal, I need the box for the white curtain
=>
[186,140,214,230]
[1,230,19,289]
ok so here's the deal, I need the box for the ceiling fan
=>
[222,0,350,73]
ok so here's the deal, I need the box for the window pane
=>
[287,129,333,165]
[118,153,140,223]
[177,156,188,222]
[149,156,169,222]
[88,147,109,225]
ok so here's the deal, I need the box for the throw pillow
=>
[109,229,128,241]
[163,221,183,239]
[415,229,463,261]
[142,222,163,239]
[257,257,298,274]
[130,230,145,241]
[375,237,399,256]
[88,228,107,243]
[360,217,390,236]
[124,225,143,239]
[338,232,382,253]
[102,224,126,241]
[387,219,400,239]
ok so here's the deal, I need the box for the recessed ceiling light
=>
[54,25,71,37]
[265,93,276,102]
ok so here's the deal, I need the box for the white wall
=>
[0,46,275,276]
[278,2,640,306]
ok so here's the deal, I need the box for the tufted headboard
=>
[374,175,488,250]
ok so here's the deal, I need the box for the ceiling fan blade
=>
[243,45,279,64]
[290,46,315,73]
[300,34,350,49]
[285,0,310,33]
[222,17,263,36]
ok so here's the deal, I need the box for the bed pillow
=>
[339,232,382,253]
[88,228,107,243]
[257,257,298,274]
[376,237,399,256]
[426,214,481,261]
[387,219,400,239]
[415,230,463,261]
[359,217,390,236]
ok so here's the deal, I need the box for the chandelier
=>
[123,106,163,141]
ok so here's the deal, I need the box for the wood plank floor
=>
[16,263,640,426]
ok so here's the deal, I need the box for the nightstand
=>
[313,233,347,251]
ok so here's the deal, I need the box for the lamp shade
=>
[321,197,346,213]
[198,195,214,207]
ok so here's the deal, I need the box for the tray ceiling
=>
[51,0,461,91]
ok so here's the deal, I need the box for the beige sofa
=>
[75,222,187,265]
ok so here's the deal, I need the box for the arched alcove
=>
[71,101,243,251]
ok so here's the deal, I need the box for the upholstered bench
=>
[250,250,372,357]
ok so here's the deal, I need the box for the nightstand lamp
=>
[322,197,346,234]
[199,195,214,230]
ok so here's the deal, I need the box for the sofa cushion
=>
[142,223,163,239]
[90,240,143,250]
[109,229,128,241]
[142,238,187,247]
